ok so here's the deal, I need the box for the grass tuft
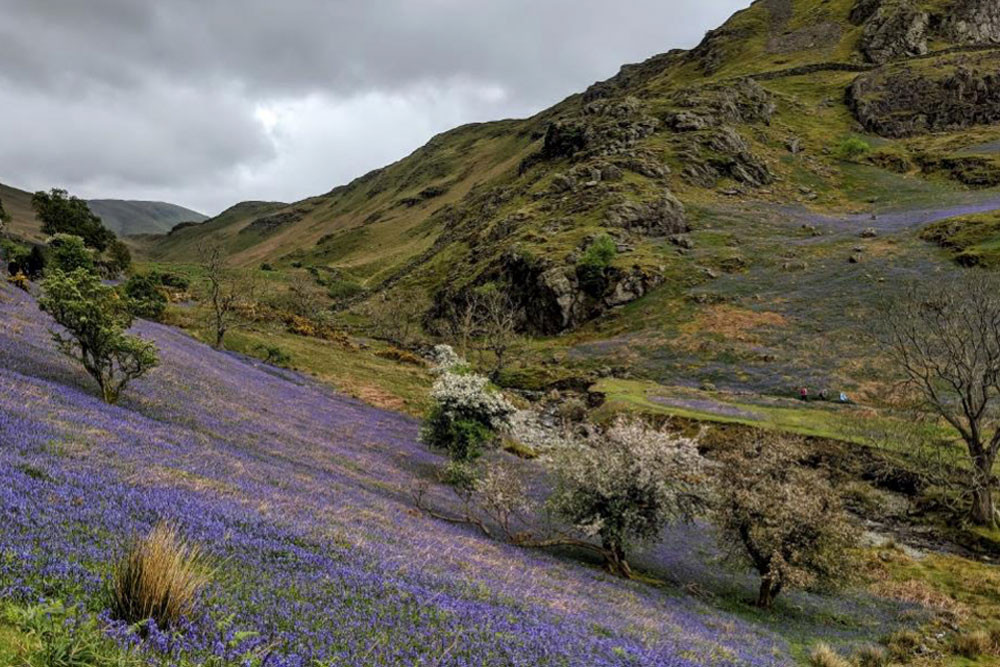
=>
[808,642,851,667]
[108,522,210,630]
[852,644,888,667]
[953,629,993,659]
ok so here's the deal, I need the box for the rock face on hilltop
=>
[857,1,929,64]
[848,52,1000,136]
[853,0,1000,64]
[940,0,1000,44]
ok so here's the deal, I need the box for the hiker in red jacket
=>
[800,387,808,402]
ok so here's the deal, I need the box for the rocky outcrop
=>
[241,209,305,235]
[488,252,664,334]
[853,0,1000,64]
[680,127,774,188]
[848,53,1000,136]
[850,0,884,25]
[665,79,775,131]
[604,191,688,237]
[687,25,752,75]
[915,154,1000,188]
[767,23,842,54]
[534,97,660,167]
[858,1,929,64]
[939,0,1000,44]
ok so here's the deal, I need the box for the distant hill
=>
[86,199,208,236]
[0,181,208,241]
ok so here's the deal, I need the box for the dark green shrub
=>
[124,274,168,321]
[576,234,617,295]
[327,279,363,300]
[260,263,274,272]
[101,240,132,277]
[3,240,45,279]
[836,137,871,161]
[423,406,495,463]
[151,271,190,290]
[257,344,291,367]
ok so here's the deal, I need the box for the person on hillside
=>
[799,387,809,402]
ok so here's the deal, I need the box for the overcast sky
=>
[0,1,748,216]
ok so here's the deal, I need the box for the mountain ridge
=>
[0,180,209,240]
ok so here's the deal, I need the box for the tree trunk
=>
[971,453,997,528]
[602,538,632,579]
[971,485,996,528]
[756,576,780,609]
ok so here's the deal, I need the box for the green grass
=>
[167,309,433,416]
[592,377,870,440]
[922,212,1000,268]
[0,601,144,667]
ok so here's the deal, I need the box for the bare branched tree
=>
[200,244,263,349]
[877,272,1000,527]
[442,286,519,378]
[442,292,481,359]
[284,272,326,320]
[365,288,426,348]
[478,289,519,380]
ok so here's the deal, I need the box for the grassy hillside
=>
[0,181,43,242]
[87,199,207,236]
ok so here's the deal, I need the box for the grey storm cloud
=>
[0,0,749,213]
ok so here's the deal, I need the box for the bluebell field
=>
[0,287,920,665]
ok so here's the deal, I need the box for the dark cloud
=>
[0,0,748,213]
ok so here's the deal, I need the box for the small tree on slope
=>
[200,244,262,349]
[712,434,860,609]
[550,418,706,578]
[39,268,158,404]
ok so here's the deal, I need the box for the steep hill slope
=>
[0,181,43,242]
[144,0,1000,398]
[86,199,207,236]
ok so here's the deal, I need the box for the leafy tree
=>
[421,356,515,464]
[878,273,1000,527]
[550,418,706,578]
[39,269,158,404]
[124,274,168,322]
[712,434,860,608]
[32,189,115,251]
[48,234,95,274]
